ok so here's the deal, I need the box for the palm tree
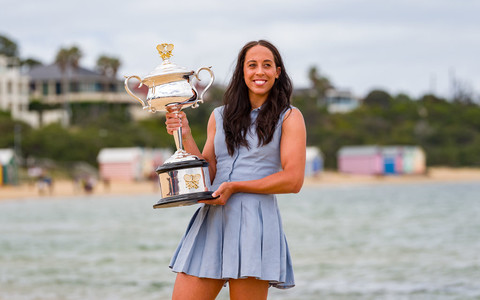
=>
[55,46,82,126]
[0,34,19,58]
[96,55,121,92]
[308,66,334,106]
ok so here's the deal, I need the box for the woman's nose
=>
[255,66,265,75]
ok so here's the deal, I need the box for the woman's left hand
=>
[198,182,235,206]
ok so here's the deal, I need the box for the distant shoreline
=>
[1,167,479,201]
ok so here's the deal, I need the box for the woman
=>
[165,40,306,300]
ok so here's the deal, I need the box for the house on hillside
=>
[0,55,34,125]
[293,87,360,113]
[28,63,129,103]
[27,63,138,125]
[324,89,360,113]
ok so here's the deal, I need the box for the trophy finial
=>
[157,43,174,61]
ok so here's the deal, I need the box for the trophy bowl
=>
[124,43,216,208]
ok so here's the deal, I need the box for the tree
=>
[308,65,333,105]
[363,89,392,108]
[55,46,82,73]
[0,34,19,58]
[96,55,121,92]
[28,100,60,127]
[21,57,43,71]
[55,46,83,126]
[96,55,121,78]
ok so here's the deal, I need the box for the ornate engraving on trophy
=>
[184,174,201,189]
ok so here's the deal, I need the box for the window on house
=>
[56,82,62,95]
[70,81,79,93]
[42,82,49,96]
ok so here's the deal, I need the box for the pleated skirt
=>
[169,193,295,289]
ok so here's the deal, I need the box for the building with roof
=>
[27,63,145,125]
[293,87,360,114]
[325,89,360,114]
[0,55,34,125]
[28,63,131,104]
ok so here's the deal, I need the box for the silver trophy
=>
[125,43,216,208]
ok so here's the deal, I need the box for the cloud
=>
[1,0,479,98]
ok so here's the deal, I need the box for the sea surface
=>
[1,181,479,300]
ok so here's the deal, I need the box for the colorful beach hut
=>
[338,146,383,175]
[338,145,426,175]
[97,147,144,181]
[0,149,19,185]
[305,146,323,177]
[401,146,426,175]
[381,146,403,175]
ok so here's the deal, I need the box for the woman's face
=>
[243,45,281,101]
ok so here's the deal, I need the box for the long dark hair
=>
[223,40,293,156]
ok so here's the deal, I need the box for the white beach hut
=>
[0,149,18,185]
[401,146,426,174]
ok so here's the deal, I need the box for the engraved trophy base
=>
[153,150,217,209]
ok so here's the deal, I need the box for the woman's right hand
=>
[165,110,191,137]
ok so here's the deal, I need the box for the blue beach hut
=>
[305,146,323,177]
[381,146,403,175]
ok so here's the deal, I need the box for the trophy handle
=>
[191,67,215,108]
[124,75,148,109]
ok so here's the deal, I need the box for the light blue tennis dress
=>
[169,105,295,289]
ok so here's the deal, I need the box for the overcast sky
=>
[1,0,479,99]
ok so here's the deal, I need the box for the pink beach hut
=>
[338,146,383,175]
[97,147,143,181]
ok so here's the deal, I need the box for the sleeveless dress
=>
[169,105,295,289]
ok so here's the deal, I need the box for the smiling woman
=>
[164,40,306,300]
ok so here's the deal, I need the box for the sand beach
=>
[1,167,479,201]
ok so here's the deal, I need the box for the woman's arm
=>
[199,108,306,205]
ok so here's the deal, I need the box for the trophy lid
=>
[143,43,194,86]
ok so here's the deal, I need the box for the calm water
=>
[1,182,480,300]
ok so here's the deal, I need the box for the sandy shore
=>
[1,167,479,201]
[304,167,480,187]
